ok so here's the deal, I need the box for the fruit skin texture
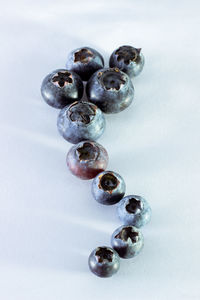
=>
[117,195,151,228]
[91,171,126,205]
[86,67,134,114]
[65,47,104,81]
[109,45,145,78]
[88,246,120,278]
[111,225,144,259]
[66,140,108,180]
[41,69,84,109]
[57,101,105,144]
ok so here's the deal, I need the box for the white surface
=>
[0,0,200,299]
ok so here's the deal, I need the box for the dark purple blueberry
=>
[57,101,105,144]
[88,246,120,277]
[66,141,108,180]
[91,171,126,205]
[65,47,104,81]
[111,225,143,259]
[117,195,151,228]
[41,69,84,109]
[109,45,144,78]
[86,68,134,113]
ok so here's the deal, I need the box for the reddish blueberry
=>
[57,101,105,144]
[66,141,108,180]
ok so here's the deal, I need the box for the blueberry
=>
[91,171,126,205]
[57,101,105,144]
[88,246,120,277]
[66,140,108,180]
[117,195,151,228]
[65,47,104,81]
[109,45,144,78]
[111,225,143,259]
[86,67,134,113]
[41,69,84,109]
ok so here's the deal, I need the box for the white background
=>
[0,0,200,299]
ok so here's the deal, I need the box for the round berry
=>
[88,246,120,278]
[91,171,126,205]
[57,101,105,144]
[66,47,104,81]
[111,225,143,259]
[117,195,151,228]
[109,45,144,78]
[41,69,83,109]
[66,141,108,180]
[86,67,134,113]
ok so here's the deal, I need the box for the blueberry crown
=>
[52,71,73,87]
[99,172,119,191]
[98,68,126,91]
[68,102,96,124]
[115,46,141,65]
[95,247,113,263]
[76,142,99,161]
[126,198,142,214]
[115,226,139,243]
[74,48,94,63]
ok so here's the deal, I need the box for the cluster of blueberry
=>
[41,45,151,278]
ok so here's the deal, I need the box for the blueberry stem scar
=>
[74,48,93,63]
[52,71,73,87]
[95,247,113,263]
[99,173,118,191]
[115,226,139,243]
[126,198,142,214]
[76,142,98,161]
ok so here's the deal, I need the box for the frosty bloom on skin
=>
[117,195,151,228]
[57,101,106,144]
